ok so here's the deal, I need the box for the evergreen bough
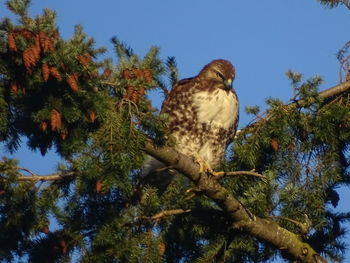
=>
[0,1,349,262]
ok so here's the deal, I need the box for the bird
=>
[141,59,239,194]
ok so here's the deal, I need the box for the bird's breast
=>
[192,89,238,130]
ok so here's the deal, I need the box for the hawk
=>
[142,59,239,193]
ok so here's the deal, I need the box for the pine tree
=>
[0,1,350,262]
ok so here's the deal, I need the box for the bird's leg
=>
[191,153,211,174]
[191,153,224,177]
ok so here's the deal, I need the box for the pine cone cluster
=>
[7,29,98,142]
[39,31,55,53]
[125,85,145,104]
[7,29,58,73]
[41,63,64,82]
[39,109,69,140]
[122,68,152,103]
[77,53,92,65]
[122,68,152,82]
[22,36,41,73]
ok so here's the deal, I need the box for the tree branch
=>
[17,171,76,181]
[296,81,350,106]
[18,167,36,176]
[143,140,327,263]
[144,209,191,221]
[215,170,266,180]
[245,81,350,130]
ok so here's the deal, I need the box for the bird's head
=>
[198,59,235,91]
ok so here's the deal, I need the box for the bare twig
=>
[17,167,36,176]
[154,165,174,173]
[339,54,350,83]
[214,170,266,180]
[101,81,118,86]
[145,209,191,221]
[270,215,312,235]
[17,171,76,181]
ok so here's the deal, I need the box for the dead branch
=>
[215,170,266,180]
[17,171,76,181]
[18,167,36,176]
[145,209,191,221]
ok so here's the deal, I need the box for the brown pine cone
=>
[50,67,62,81]
[66,74,79,92]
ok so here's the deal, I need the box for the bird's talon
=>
[211,171,225,177]
[191,153,210,173]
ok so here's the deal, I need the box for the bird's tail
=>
[130,156,176,204]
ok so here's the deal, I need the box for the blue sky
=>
[1,0,350,262]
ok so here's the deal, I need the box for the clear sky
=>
[1,0,349,262]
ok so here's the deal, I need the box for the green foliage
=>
[166,56,179,87]
[6,0,30,17]
[228,73,350,262]
[0,1,350,263]
[0,1,109,156]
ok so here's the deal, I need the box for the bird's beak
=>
[225,78,233,89]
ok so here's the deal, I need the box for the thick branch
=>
[143,140,326,263]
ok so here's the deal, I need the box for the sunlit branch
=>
[245,81,350,130]
[17,171,76,181]
[214,170,266,180]
[145,209,191,221]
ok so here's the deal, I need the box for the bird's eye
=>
[215,71,225,81]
